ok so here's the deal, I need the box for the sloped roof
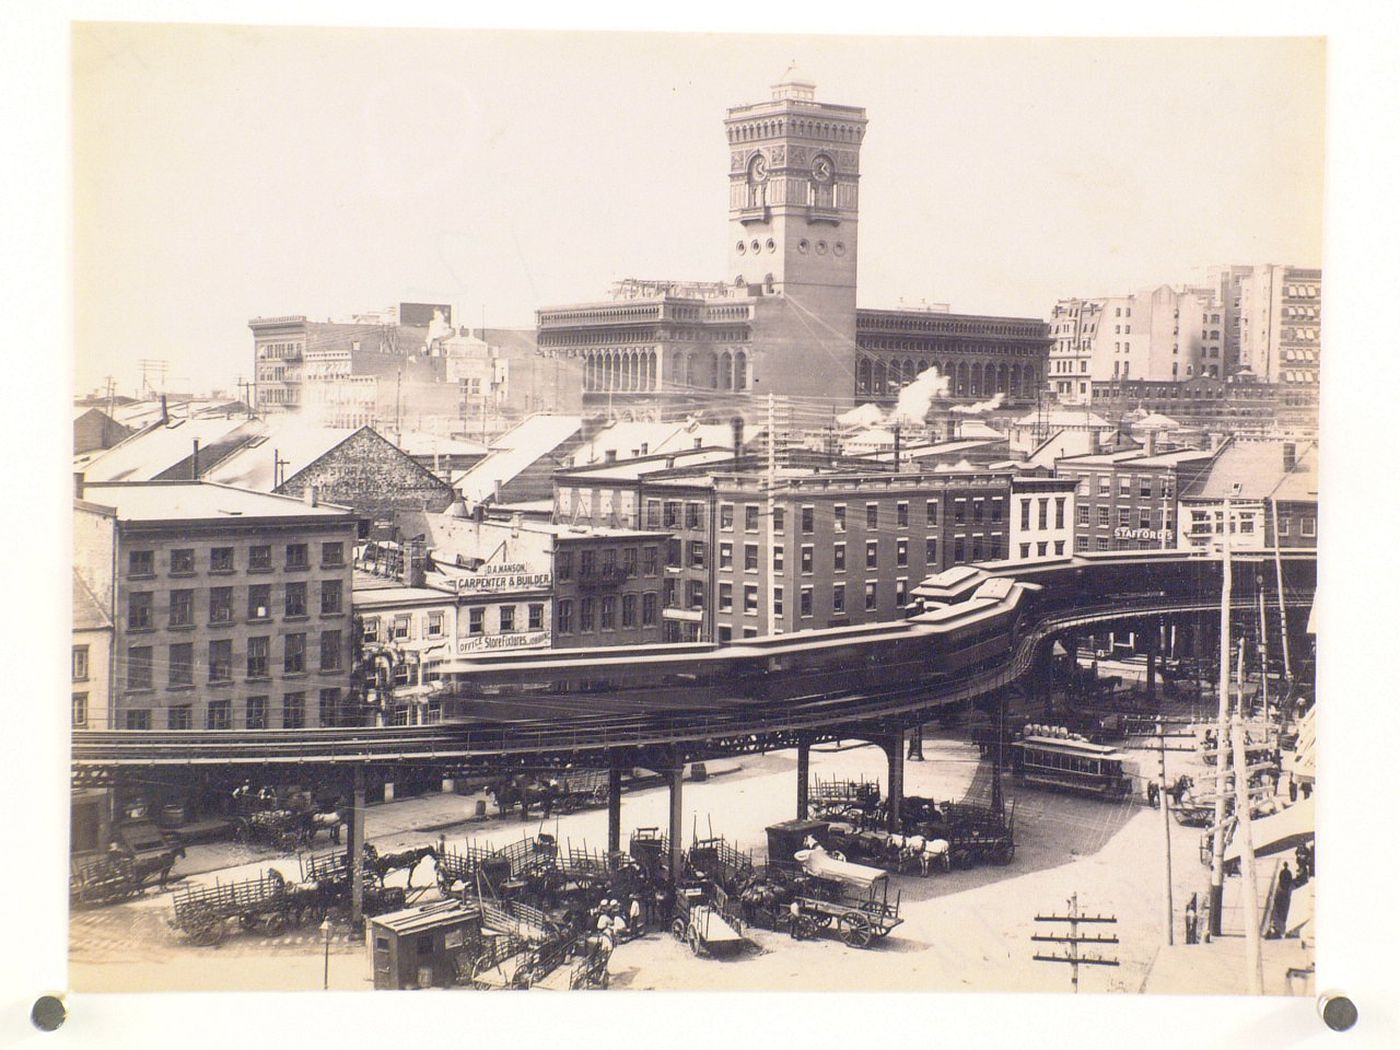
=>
[1013,408,1112,429]
[1130,412,1182,431]
[455,415,583,503]
[78,481,353,521]
[1181,441,1317,502]
[202,425,361,491]
[72,571,110,630]
[388,430,488,458]
[79,417,258,482]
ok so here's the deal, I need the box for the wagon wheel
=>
[791,915,817,941]
[812,913,833,929]
[238,913,259,931]
[951,849,975,871]
[189,917,225,947]
[992,843,1015,866]
[469,957,500,990]
[686,925,702,956]
[671,918,688,941]
[838,912,874,949]
[276,831,300,852]
[260,911,288,936]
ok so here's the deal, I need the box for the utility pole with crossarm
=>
[1033,894,1120,993]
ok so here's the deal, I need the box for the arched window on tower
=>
[856,358,871,394]
[735,350,748,390]
[719,351,733,391]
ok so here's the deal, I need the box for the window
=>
[1097,507,1111,527]
[557,551,573,580]
[972,536,984,561]
[925,538,937,564]
[687,581,705,610]
[718,626,732,643]
[1020,499,1031,531]
[321,541,344,567]
[285,544,308,571]
[285,581,307,618]
[72,645,89,682]
[320,579,342,615]
[320,630,342,672]
[689,541,705,569]
[1037,499,1049,531]
[865,582,878,611]
[1301,517,1316,538]
[866,541,878,569]
[248,544,272,572]
[744,544,758,572]
[801,546,814,574]
[211,547,235,574]
[580,598,595,632]
[973,499,984,524]
[773,508,785,532]
[72,693,88,728]
[160,642,192,687]
[1139,477,1153,498]
[282,693,306,730]
[125,709,151,730]
[210,586,233,625]
[1278,516,1291,537]
[685,503,702,529]
[621,594,637,628]
[168,704,192,730]
[642,593,658,627]
[991,499,1004,524]
[127,646,153,691]
[744,585,759,614]
[599,598,615,631]
[646,499,662,528]
[128,550,154,577]
[926,500,938,524]
[1118,476,1131,498]
[1097,476,1110,496]
[128,591,153,631]
[718,542,733,569]
[283,634,305,675]
[170,548,195,576]
[746,505,760,532]
[1077,505,1089,526]
[246,696,268,730]
[896,578,908,606]
[1038,542,1049,557]
[773,545,785,571]
[1076,478,1089,497]
[954,500,966,525]
[603,549,617,575]
[318,690,339,728]
[1054,541,1065,556]
[666,539,681,568]
[209,639,233,682]
[664,502,680,528]
[866,503,879,529]
[897,502,909,527]
[833,505,845,533]
[622,548,637,577]
[557,600,573,633]
[1139,509,1152,530]
[832,584,846,614]
[388,615,408,641]
[1020,543,1031,559]
[206,699,231,730]
[245,636,270,679]
[500,604,517,632]
[642,546,658,575]
[800,587,814,618]
[426,611,444,638]
[720,504,734,530]
[663,579,677,608]
[237,585,266,622]
[1118,508,1131,527]
[465,607,483,636]
[953,537,966,562]
[362,617,379,643]
[896,539,908,567]
[773,586,784,617]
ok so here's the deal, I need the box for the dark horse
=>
[119,845,187,892]
[485,776,560,821]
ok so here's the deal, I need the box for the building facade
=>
[1210,264,1322,385]
[1054,448,1218,553]
[74,481,359,731]
[1007,477,1078,563]
[1178,440,1318,550]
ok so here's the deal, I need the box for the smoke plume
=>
[891,367,952,424]
[836,402,885,429]
[951,392,1005,415]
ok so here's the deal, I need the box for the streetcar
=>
[1010,734,1135,798]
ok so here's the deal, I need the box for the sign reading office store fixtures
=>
[457,631,550,654]
[449,563,552,594]
[1114,527,1170,542]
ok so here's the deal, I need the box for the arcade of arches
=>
[582,347,749,394]
[855,355,1038,400]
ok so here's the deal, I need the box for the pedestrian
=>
[1147,781,1160,809]
[1185,892,1199,945]
[1289,777,1298,803]
[628,896,643,936]
[1301,782,1312,800]
[1269,863,1295,939]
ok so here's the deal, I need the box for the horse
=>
[129,846,187,892]
[485,776,560,821]
[367,844,438,889]
[304,810,344,846]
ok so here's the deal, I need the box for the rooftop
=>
[1181,440,1318,502]
[202,425,362,491]
[76,481,354,523]
[78,416,259,482]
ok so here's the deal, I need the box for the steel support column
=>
[348,765,366,931]
[1146,620,1160,701]
[607,765,623,854]
[667,763,684,881]
[796,738,811,820]
[885,732,905,833]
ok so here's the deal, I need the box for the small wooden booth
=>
[366,900,483,990]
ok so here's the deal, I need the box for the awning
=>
[1224,797,1314,863]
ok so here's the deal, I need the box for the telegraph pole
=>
[1208,499,1233,937]
[1269,499,1293,688]
[1032,894,1119,993]
[1156,715,1174,945]
[1232,650,1266,994]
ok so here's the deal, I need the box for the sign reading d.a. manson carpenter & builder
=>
[449,563,552,594]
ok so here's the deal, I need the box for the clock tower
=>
[724,69,867,404]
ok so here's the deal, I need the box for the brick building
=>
[1008,476,1078,563]
[73,480,359,731]
[1178,440,1318,550]
[1054,447,1218,552]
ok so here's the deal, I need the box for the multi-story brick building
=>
[71,571,114,854]
[1054,447,1218,553]
[73,480,359,731]
[1178,440,1318,550]
[1008,476,1078,563]
[1209,264,1322,385]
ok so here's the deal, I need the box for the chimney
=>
[304,485,318,508]
[731,416,745,469]
[1145,429,1157,456]
[945,416,959,443]
[160,394,169,424]
[1282,442,1297,473]
[493,479,503,503]
[73,472,85,500]
[191,439,200,480]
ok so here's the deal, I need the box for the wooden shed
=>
[366,900,483,989]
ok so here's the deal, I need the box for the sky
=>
[72,27,1325,398]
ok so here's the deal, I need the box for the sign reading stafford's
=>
[457,631,550,654]
[449,562,552,594]
[1114,526,1170,542]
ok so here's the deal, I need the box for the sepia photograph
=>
[5,3,1399,1046]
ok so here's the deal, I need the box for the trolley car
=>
[1010,734,1134,798]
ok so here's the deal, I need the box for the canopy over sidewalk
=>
[1225,798,1314,863]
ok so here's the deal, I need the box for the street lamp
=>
[320,918,332,990]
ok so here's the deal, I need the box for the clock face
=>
[812,156,833,183]
[749,153,769,183]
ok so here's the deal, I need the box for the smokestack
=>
[191,439,200,480]
[160,394,169,424]
[731,416,745,469]
[304,485,318,508]
[945,416,958,443]
[493,479,503,503]
[73,472,85,500]
[892,422,902,469]
[1145,429,1157,456]
[1282,442,1297,473]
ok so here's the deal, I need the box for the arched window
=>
[888,359,902,390]
[719,351,733,391]
[856,358,871,393]
[734,350,748,391]
[873,361,887,395]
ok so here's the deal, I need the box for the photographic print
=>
[60,22,1330,1005]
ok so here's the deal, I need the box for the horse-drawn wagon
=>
[807,775,882,824]
[169,868,317,945]
[670,882,748,957]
